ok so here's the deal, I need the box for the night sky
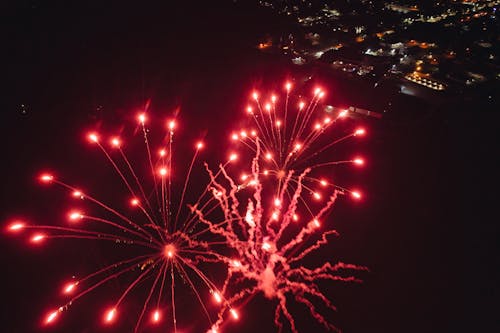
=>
[1,1,498,333]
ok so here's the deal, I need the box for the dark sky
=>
[1,1,498,333]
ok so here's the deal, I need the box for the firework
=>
[6,112,234,332]
[6,80,368,333]
[195,81,368,333]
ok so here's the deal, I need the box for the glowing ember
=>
[354,128,365,136]
[8,222,25,232]
[152,309,160,323]
[68,211,83,221]
[105,308,116,323]
[213,291,222,303]
[168,120,176,131]
[111,137,121,147]
[40,174,54,183]
[88,133,99,143]
[72,190,82,197]
[164,244,176,258]
[45,310,59,324]
[31,234,45,243]
[230,308,239,320]
[64,282,76,294]
[354,158,364,165]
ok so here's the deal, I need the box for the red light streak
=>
[8,79,368,333]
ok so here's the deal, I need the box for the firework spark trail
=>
[6,80,368,333]
[6,114,237,333]
[198,81,368,333]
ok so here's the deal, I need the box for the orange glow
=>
[152,310,161,323]
[246,106,253,114]
[250,130,257,137]
[314,87,321,95]
[294,143,302,151]
[138,113,146,124]
[323,117,331,124]
[292,214,299,221]
[164,244,176,258]
[229,153,238,161]
[274,198,281,207]
[313,219,321,228]
[159,168,167,177]
[351,191,362,199]
[271,95,277,103]
[320,179,328,187]
[45,310,59,324]
[159,149,166,157]
[265,153,273,160]
[8,222,25,232]
[276,120,282,127]
[231,260,242,268]
[318,91,325,98]
[130,198,140,206]
[231,133,239,141]
[88,133,99,143]
[230,308,239,320]
[265,103,271,112]
[40,174,54,183]
[31,234,45,243]
[299,101,305,110]
[314,123,321,130]
[339,110,348,118]
[285,82,292,91]
[105,308,116,323]
[252,92,258,100]
[313,192,322,200]
[240,130,247,138]
[196,142,204,150]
